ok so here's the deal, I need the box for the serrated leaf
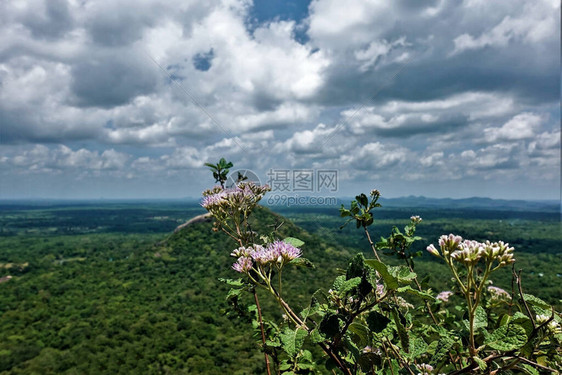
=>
[522,293,551,309]
[474,306,488,330]
[335,277,362,295]
[280,327,307,358]
[519,363,539,375]
[511,312,533,335]
[485,323,527,351]
[389,266,416,284]
[283,237,305,248]
[408,337,428,359]
[365,259,399,290]
[309,329,325,344]
[430,336,455,367]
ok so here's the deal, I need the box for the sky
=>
[0,0,560,200]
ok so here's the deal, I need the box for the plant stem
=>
[253,289,272,375]
[514,269,536,328]
[363,227,381,261]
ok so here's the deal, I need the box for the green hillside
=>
[0,203,560,373]
[0,206,353,374]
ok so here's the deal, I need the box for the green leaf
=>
[280,327,307,358]
[356,193,368,208]
[336,277,362,295]
[397,286,435,301]
[283,237,305,248]
[519,363,539,375]
[474,306,488,330]
[389,266,416,284]
[392,309,409,352]
[485,323,527,351]
[511,312,533,335]
[365,259,399,290]
[319,313,340,338]
[367,311,391,333]
[346,253,366,279]
[350,200,359,215]
[473,356,487,371]
[289,258,314,268]
[218,278,244,287]
[522,293,551,309]
[279,362,292,371]
[408,336,428,360]
[226,288,242,300]
[429,336,455,367]
[309,329,325,344]
[348,323,370,347]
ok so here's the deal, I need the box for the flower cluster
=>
[536,315,562,334]
[416,363,444,375]
[487,286,510,301]
[410,215,422,224]
[230,241,302,273]
[426,234,515,267]
[201,182,271,214]
[232,256,253,273]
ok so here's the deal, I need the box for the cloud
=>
[341,142,408,170]
[2,145,129,173]
[452,0,558,54]
[483,112,542,142]
[0,0,559,199]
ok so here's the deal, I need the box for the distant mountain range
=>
[1,196,559,214]
[376,196,560,213]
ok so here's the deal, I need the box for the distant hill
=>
[378,196,560,213]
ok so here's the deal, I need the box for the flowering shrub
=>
[201,159,561,374]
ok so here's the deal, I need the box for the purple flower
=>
[251,246,278,265]
[268,240,302,262]
[487,286,510,300]
[436,291,453,302]
[201,191,227,209]
[232,257,253,273]
[249,240,302,266]
[375,283,385,297]
[426,244,440,257]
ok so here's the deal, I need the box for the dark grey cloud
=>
[70,52,159,108]
[18,0,74,40]
[370,114,469,138]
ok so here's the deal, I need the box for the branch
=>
[363,227,382,262]
[512,355,559,373]
[253,290,272,375]
[514,269,536,328]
